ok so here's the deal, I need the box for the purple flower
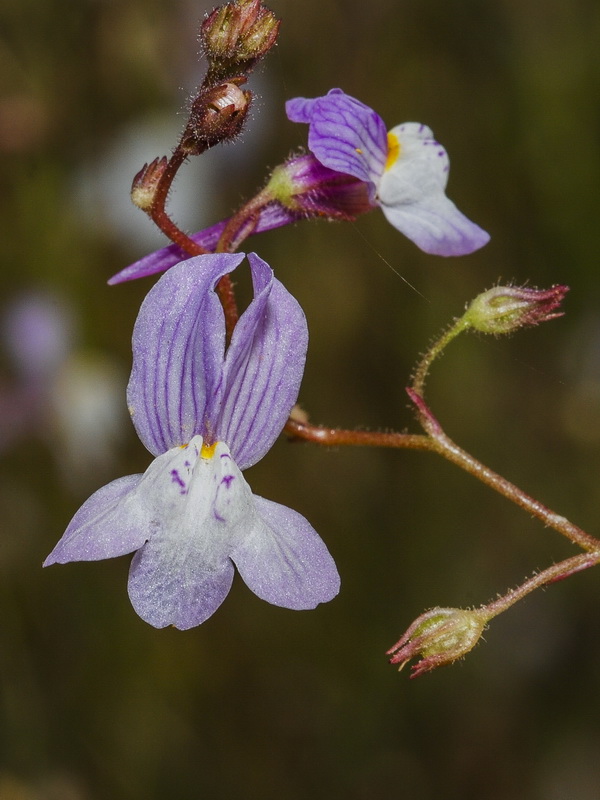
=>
[286,88,490,257]
[44,253,339,629]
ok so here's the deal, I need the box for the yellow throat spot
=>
[201,441,218,460]
[385,131,401,171]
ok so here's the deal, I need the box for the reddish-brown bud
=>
[183,83,251,153]
[130,156,168,211]
[201,0,280,76]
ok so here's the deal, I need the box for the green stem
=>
[411,317,470,397]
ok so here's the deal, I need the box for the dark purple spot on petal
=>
[171,469,187,494]
[221,475,235,489]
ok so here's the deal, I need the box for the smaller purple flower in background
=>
[44,253,339,629]
[286,88,490,257]
[108,89,489,286]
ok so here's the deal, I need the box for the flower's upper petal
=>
[211,253,308,470]
[231,495,340,610]
[378,123,490,256]
[43,474,145,565]
[126,439,255,629]
[284,95,317,124]
[286,89,388,194]
[127,253,244,456]
[108,205,296,285]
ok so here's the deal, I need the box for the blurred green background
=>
[1,0,600,798]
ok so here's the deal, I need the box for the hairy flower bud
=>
[463,284,569,336]
[183,83,251,153]
[201,0,280,78]
[266,154,373,221]
[387,607,488,678]
[130,156,168,211]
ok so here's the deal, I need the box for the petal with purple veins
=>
[231,495,340,610]
[211,253,308,470]
[287,89,388,196]
[127,253,244,456]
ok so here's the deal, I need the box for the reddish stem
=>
[147,143,239,339]
[285,399,600,553]
[284,418,431,450]
[484,551,600,618]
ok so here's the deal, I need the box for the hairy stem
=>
[411,317,470,397]
[483,551,600,619]
[215,188,275,253]
[285,404,600,553]
[146,143,239,339]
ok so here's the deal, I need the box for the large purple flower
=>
[44,253,339,629]
[286,88,490,257]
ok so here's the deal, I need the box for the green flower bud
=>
[463,284,569,336]
[387,607,488,678]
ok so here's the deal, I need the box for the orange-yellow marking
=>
[385,131,401,171]
[201,441,218,460]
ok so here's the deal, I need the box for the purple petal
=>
[231,495,340,610]
[286,89,387,195]
[128,546,235,629]
[380,196,490,256]
[127,253,244,456]
[108,205,296,285]
[211,253,308,470]
[43,474,144,564]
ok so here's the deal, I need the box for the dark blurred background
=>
[1,0,600,798]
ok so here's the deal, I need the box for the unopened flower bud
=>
[130,156,168,211]
[266,154,373,221]
[201,0,280,78]
[387,607,488,678]
[183,83,251,153]
[236,6,279,60]
[201,5,245,59]
[463,284,569,336]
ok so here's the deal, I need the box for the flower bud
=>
[463,284,569,336]
[387,607,488,678]
[266,154,373,221]
[183,83,251,153]
[130,156,168,211]
[201,0,280,76]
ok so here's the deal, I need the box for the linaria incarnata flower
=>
[45,253,340,629]
[286,89,490,257]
